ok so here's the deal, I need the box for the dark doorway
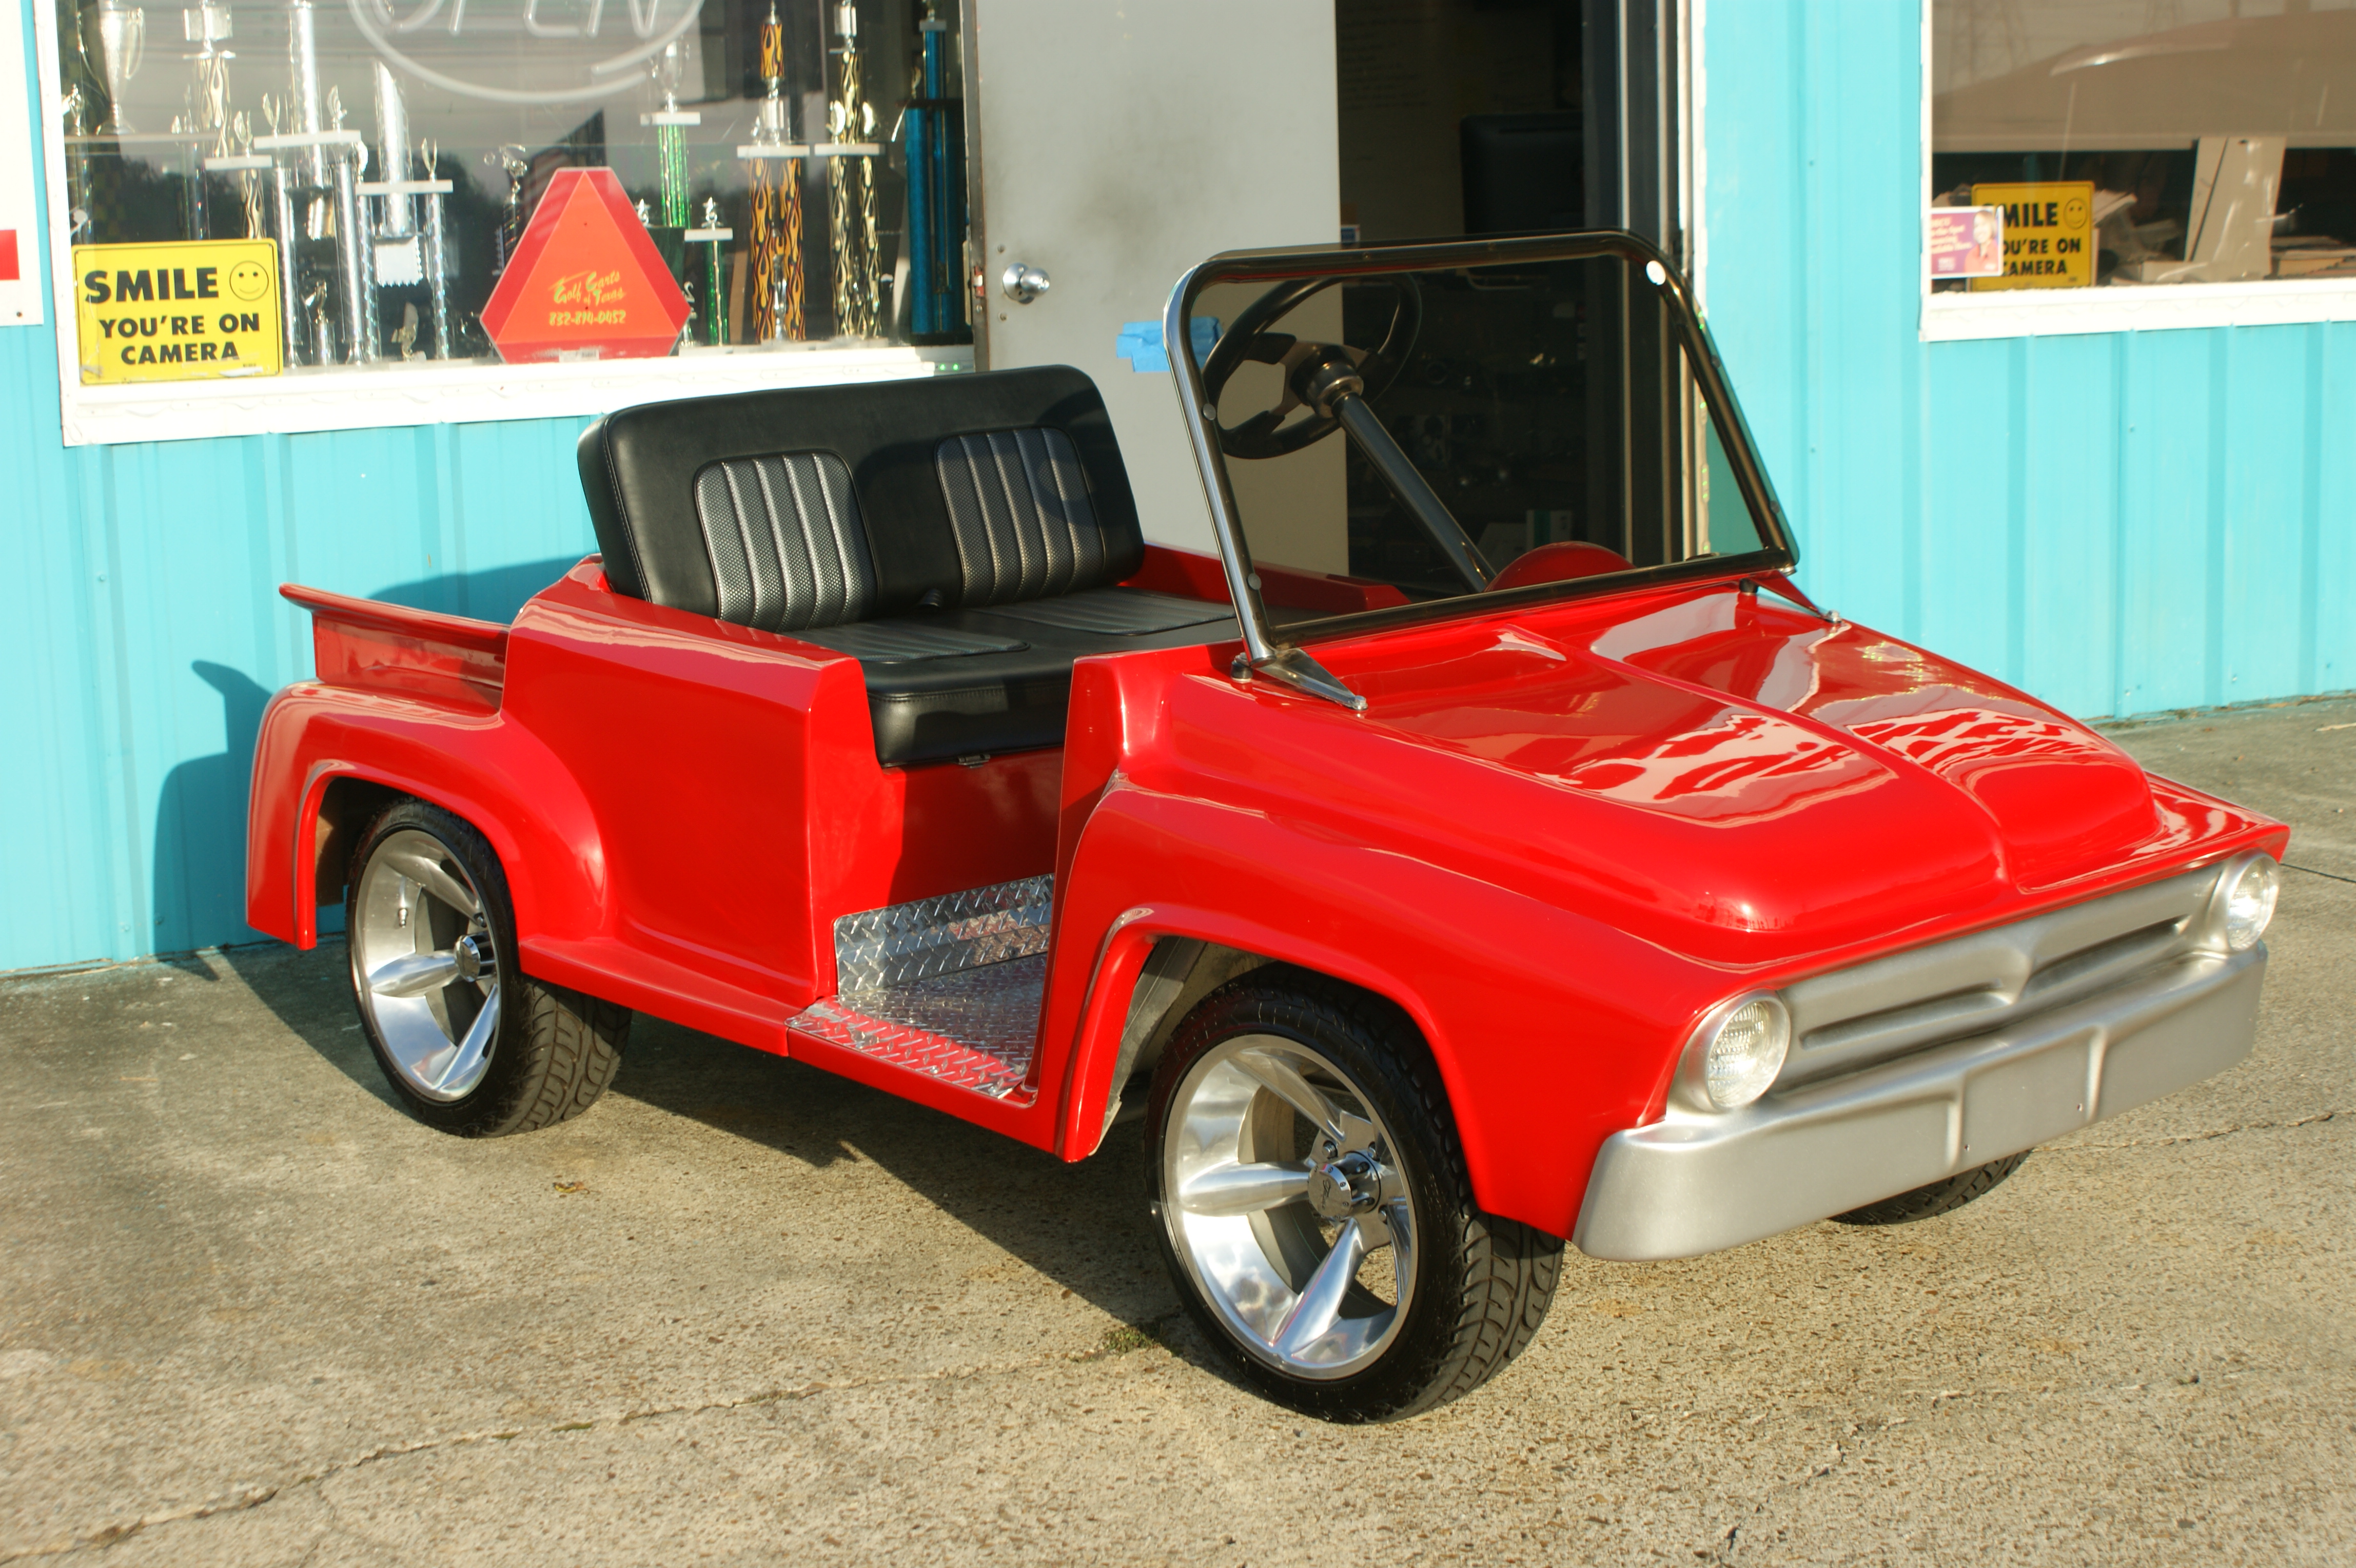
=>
[1334,1,1680,250]
[1331,2,1688,579]
[1336,1,1584,244]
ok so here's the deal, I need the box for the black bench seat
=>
[798,589,1235,762]
[578,368,1239,767]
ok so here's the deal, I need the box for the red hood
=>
[1239,582,2267,968]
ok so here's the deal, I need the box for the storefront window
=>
[48,0,969,387]
[1931,1,2356,291]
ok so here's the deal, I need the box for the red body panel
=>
[248,551,2285,1237]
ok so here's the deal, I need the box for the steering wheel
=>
[1197,275,1422,459]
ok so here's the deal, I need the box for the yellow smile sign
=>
[73,239,284,384]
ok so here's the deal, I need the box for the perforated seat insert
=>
[690,452,874,633]
[936,428,1103,606]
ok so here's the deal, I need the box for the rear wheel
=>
[1146,970,1560,1422]
[346,798,629,1137]
[1834,1151,2031,1226]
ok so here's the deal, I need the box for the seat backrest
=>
[576,366,1144,634]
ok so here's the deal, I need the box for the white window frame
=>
[1918,0,2356,343]
[28,1,969,446]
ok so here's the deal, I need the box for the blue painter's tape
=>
[1115,316,1221,373]
[1113,320,1164,371]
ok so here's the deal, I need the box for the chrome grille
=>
[1778,862,2227,1088]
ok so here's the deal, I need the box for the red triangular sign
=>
[480,167,690,364]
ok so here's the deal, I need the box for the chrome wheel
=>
[351,828,501,1103]
[1160,1033,1416,1380]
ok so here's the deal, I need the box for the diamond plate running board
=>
[790,954,1046,1102]
[832,875,1052,991]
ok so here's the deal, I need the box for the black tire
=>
[1833,1151,2031,1226]
[1146,968,1561,1422]
[345,798,630,1138]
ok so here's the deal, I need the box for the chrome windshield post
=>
[1163,265,1366,714]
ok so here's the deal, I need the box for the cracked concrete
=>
[1,694,2350,1565]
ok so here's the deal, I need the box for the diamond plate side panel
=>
[833,875,1053,991]
[789,956,1046,1101]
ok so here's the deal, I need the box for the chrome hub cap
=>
[1307,1152,1381,1219]
[1161,1035,1415,1380]
[453,934,490,982]
[351,829,500,1103]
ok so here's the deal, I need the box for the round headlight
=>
[2223,857,2279,952]
[1701,995,1791,1110]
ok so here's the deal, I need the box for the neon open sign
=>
[345,0,705,105]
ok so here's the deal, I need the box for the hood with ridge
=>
[1255,586,2214,962]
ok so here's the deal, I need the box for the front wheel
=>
[1833,1151,2031,1226]
[1146,970,1561,1422]
[346,798,630,1138]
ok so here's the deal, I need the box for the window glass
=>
[53,0,970,379]
[1932,1,2356,289]
[1200,255,1775,633]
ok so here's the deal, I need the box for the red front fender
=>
[1037,781,1717,1239]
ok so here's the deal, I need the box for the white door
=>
[965,0,1339,553]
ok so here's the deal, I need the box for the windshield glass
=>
[1183,248,1780,634]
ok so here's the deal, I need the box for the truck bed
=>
[283,583,508,714]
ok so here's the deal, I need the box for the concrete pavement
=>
[2,694,2350,1565]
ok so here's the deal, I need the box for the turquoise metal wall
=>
[1703,1,2352,726]
[4,1,597,971]
[6,0,2352,974]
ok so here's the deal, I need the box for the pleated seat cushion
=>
[577,367,1236,765]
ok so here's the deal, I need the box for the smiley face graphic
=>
[228,259,270,301]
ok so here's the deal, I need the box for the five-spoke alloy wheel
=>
[1148,970,1561,1422]
[1161,1033,1419,1379]
[346,798,631,1137]
[352,826,504,1103]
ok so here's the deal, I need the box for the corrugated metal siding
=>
[5,0,2352,974]
[1702,0,2353,723]
[0,0,604,971]
[2,312,598,971]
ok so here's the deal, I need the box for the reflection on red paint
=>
[1547,709,1883,827]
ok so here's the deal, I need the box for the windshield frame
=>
[1163,231,1797,665]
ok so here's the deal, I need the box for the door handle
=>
[1001,263,1050,304]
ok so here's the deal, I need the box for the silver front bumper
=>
[1572,943,2266,1261]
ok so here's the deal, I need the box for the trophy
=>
[419,139,455,358]
[179,3,234,237]
[741,3,804,342]
[182,2,233,138]
[327,86,380,364]
[903,3,966,340]
[824,4,881,339]
[363,63,431,297]
[491,144,530,273]
[648,36,695,230]
[80,0,147,135]
[285,0,329,186]
[229,110,264,238]
[260,91,305,360]
[371,62,415,244]
[686,194,735,346]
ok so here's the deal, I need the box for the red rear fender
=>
[245,685,607,955]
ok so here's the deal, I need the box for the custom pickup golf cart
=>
[247,234,2285,1421]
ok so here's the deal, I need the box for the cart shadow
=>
[209,935,1196,1341]
[368,554,588,623]
[214,934,405,1111]
[610,1012,1194,1342]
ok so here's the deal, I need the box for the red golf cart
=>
[246,233,2284,1421]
